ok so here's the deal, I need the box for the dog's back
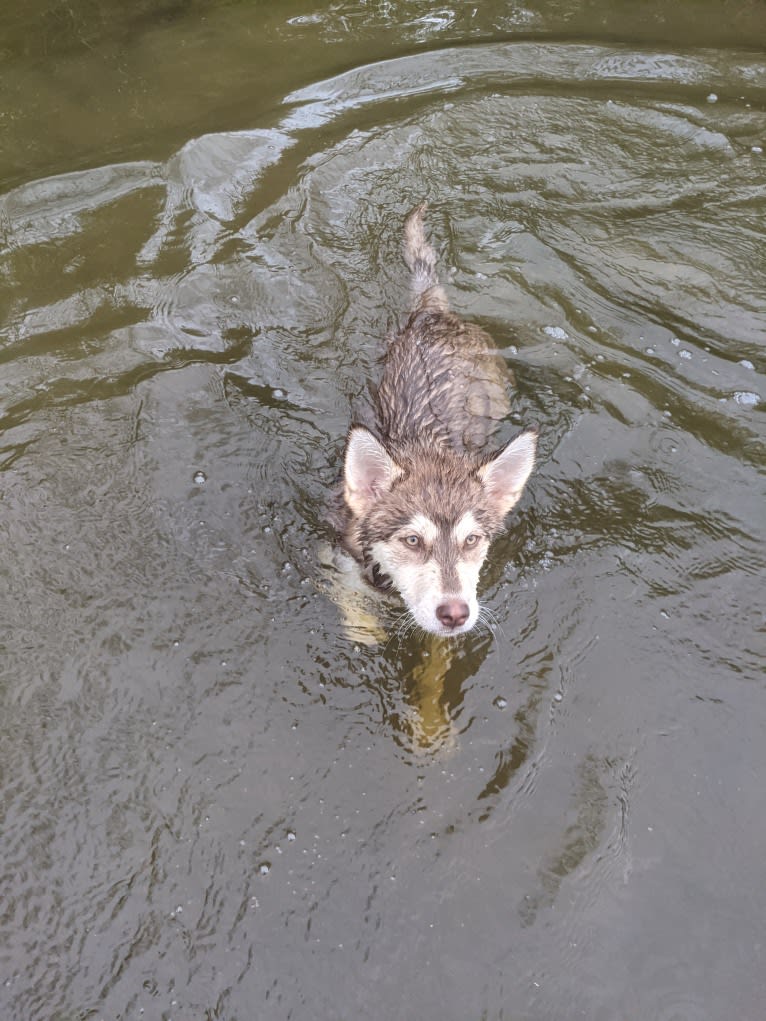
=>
[375,203,510,455]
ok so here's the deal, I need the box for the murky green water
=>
[1,2,765,1019]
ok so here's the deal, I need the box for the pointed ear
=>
[477,427,538,517]
[343,426,403,516]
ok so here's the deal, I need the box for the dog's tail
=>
[403,202,449,313]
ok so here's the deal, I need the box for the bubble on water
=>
[493,696,508,710]
[287,831,296,842]
[258,862,271,876]
[287,12,322,24]
[543,326,569,341]
[752,146,763,155]
[645,347,656,356]
[679,350,692,360]
[706,92,718,103]
[670,337,680,347]
[733,391,760,408]
[273,388,285,399]
[554,692,563,702]
[193,470,207,485]
[739,359,755,370]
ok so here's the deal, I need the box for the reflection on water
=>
[1,3,765,1020]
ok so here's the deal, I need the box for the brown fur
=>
[329,204,537,634]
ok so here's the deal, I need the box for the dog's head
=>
[342,426,537,636]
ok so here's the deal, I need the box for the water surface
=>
[1,2,765,1019]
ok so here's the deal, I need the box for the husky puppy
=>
[330,204,537,637]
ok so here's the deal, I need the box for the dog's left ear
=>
[477,427,538,517]
[343,426,403,516]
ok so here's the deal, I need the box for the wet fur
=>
[330,204,537,636]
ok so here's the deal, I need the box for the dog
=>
[329,204,537,638]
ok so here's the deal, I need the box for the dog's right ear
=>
[343,426,402,516]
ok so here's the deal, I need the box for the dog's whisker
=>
[402,617,427,647]
[399,617,419,643]
[384,608,417,653]
[477,604,509,647]
[383,610,411,654]
[479,609,498,633]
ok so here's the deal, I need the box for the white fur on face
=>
[370,513,487,635]
[404,514,440,545]
[452,511,481,545]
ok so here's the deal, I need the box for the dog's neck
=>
[327,485,393,592]
[363,548,393,592]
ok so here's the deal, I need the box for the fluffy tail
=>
[402,202,449,313]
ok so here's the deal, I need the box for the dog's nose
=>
[436,600,470,630]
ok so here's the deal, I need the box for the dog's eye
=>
[464,534,480,547]
[402,534,421,548]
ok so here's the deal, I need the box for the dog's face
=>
[342,426,537,636]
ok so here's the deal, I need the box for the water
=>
[1,2,765,1019]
